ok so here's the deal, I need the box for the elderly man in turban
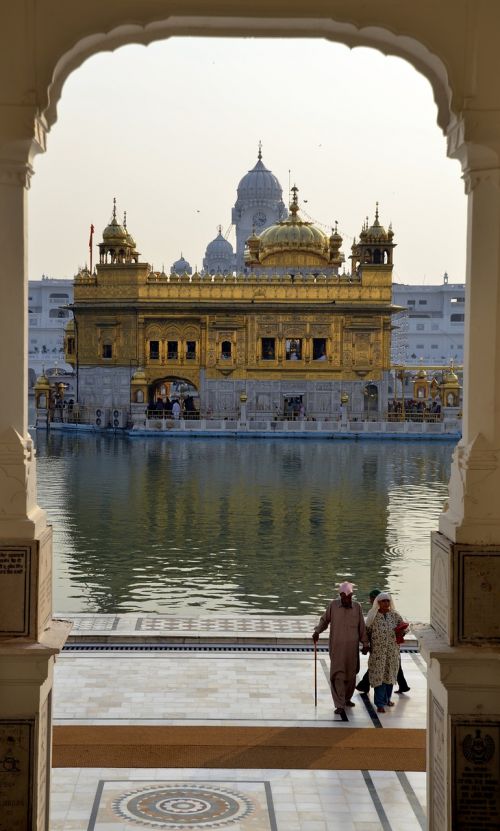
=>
[313,581,369,717]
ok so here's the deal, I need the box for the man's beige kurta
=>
[315,598,369,709]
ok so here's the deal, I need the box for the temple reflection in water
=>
[34,432,451,619]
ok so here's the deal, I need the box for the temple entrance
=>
[283,394,304,420]
[148,377,199,419]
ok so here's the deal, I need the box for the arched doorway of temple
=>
[148,376,199,419]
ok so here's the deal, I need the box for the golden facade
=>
[67,196,397,418]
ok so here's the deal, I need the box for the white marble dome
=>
[203,228,235,274]
[171,254,192,275]
[236,156,283,204]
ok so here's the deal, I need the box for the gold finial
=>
[335,220,339,234]
[290,184,299,216]
[218,224,222,235]
[112,197,117,222]
[123,210,127,229]
[258,140,262,161]
[375,202,379,223]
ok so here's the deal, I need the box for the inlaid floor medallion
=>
[88,779,276,830]
[113,784,253,828]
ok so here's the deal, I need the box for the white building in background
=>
[391,273,465,365]
[28,277,74,389]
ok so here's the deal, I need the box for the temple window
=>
[286,338,302,360]
[261,338,275,360]
[67,337,75,355]
[186,341,196,359]
[313,338,327,360]
[221,340,232,359]
[451,313,464,322]
[102,342,113,359]
[149,340,160,360]
[167,340,178,359]
[373,249,382,264]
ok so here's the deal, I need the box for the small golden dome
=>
[442,369,459,384]
[361,203,391,241]
[102,198,128,242]
[416,367,427,379]
[34,373,51,390]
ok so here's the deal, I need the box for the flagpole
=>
[89,224,94,274]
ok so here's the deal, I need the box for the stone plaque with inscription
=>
[452,721,500,830]
[0,549,30,635]
[0,720,33,831]
[459,552,500,642]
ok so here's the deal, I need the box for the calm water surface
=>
[33,432,453,621]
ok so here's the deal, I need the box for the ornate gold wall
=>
[69,262,395,392]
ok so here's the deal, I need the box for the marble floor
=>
[51,767,426,831]
[50,619,428,829]
[53,649,426,728]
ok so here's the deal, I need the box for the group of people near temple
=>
[147,395,198,419]
[387,398,442,421]
[312,582,410,717]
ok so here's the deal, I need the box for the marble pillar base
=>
[417,625,500,831]
[0,621,70,830]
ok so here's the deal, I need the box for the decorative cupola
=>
[413,367,429,399]
[34,372,51,409]
[98,198,140,265]
[440,366,461,407]
[350,203,395,275]
[329,221,344,268]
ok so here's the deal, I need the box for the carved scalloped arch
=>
[145,324,162,340]
[44,15,454,135]
[164,325,183,339]
[183,325,200,339]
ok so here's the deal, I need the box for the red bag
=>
[394,621,409,644]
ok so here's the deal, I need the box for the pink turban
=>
[339,581,354,595]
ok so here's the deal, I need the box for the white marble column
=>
[0,112,70,830]
[418,120,500,831]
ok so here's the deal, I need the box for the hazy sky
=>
[29,38,466,284]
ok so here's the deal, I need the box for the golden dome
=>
[34,373,51,390]
[442,369,459,384]
[251,186,330,267]
[416,367,427,379]
[102,198,127,242]
[360,203,393,242]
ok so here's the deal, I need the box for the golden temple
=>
[65,178,398,420]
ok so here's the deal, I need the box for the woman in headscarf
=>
[366,592,405,712]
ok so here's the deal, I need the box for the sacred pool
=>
[32,432,453,622]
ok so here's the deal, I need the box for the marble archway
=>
[2,4,500,831]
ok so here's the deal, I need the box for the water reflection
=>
[33,432,452,620]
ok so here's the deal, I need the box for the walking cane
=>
[314,638,318,707]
